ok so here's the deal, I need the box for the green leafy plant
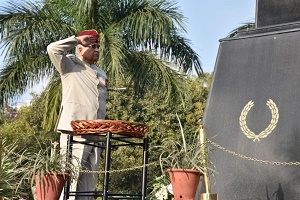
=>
[156,114,211,173]
[18,141,79,188]
[0,140,26,199]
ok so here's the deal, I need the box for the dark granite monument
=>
[203,0,300,199]
[256,0,300,27]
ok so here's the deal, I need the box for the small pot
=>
[35,173,68,200]
[167,168,202,200]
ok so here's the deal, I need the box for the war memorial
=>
[203,0,300,199]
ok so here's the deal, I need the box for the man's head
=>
[76,29,100,64]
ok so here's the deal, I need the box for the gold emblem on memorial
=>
[239,99,279,141]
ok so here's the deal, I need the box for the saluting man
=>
[47,29,108,200]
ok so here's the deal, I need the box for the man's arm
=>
[47,36,78,75]
[47,35,98,74]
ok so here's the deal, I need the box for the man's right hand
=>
[76,35,97,47]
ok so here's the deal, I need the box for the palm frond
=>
[41,73,62,131]
[0,0,76,105]
[126,51,185,102]
[115,0,201,75]
[227,22,255,38]
[98,25,127,81]
[161,33,202,75]
[0,0,75,56]
[0,54,52,104]
[118,0,185,47]
[73,0,100,28]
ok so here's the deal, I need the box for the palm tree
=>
[0,0,202,130]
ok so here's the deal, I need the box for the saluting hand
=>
[76,35,97,47]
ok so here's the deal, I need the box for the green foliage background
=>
[0,73,211,198]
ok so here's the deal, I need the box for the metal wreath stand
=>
[63,119,149,200]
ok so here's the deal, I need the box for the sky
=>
[0,0,257,102]
[177,0,256,73]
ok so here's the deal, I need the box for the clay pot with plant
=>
[19,141,78,200]
[156,114,213,200]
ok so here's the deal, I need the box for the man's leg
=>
[59,133,101,200]
[59,133,82,200]
[76,144,101,199]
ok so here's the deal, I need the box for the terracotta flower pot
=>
[167,169,202,200]
[35,173,67,200]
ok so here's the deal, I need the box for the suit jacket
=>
[47,36,107,131]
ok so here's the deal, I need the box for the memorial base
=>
[200,193,218,200]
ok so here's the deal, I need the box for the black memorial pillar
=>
[203,0,300,199]
[256,0,300,27]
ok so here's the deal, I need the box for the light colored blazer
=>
[47,36,107,131]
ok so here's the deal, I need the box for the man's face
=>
[78,43,100,64]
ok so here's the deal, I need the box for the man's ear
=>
[78,46,83,54]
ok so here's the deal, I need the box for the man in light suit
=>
[47,29,108,200]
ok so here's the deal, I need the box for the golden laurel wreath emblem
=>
[239,99,279,142]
